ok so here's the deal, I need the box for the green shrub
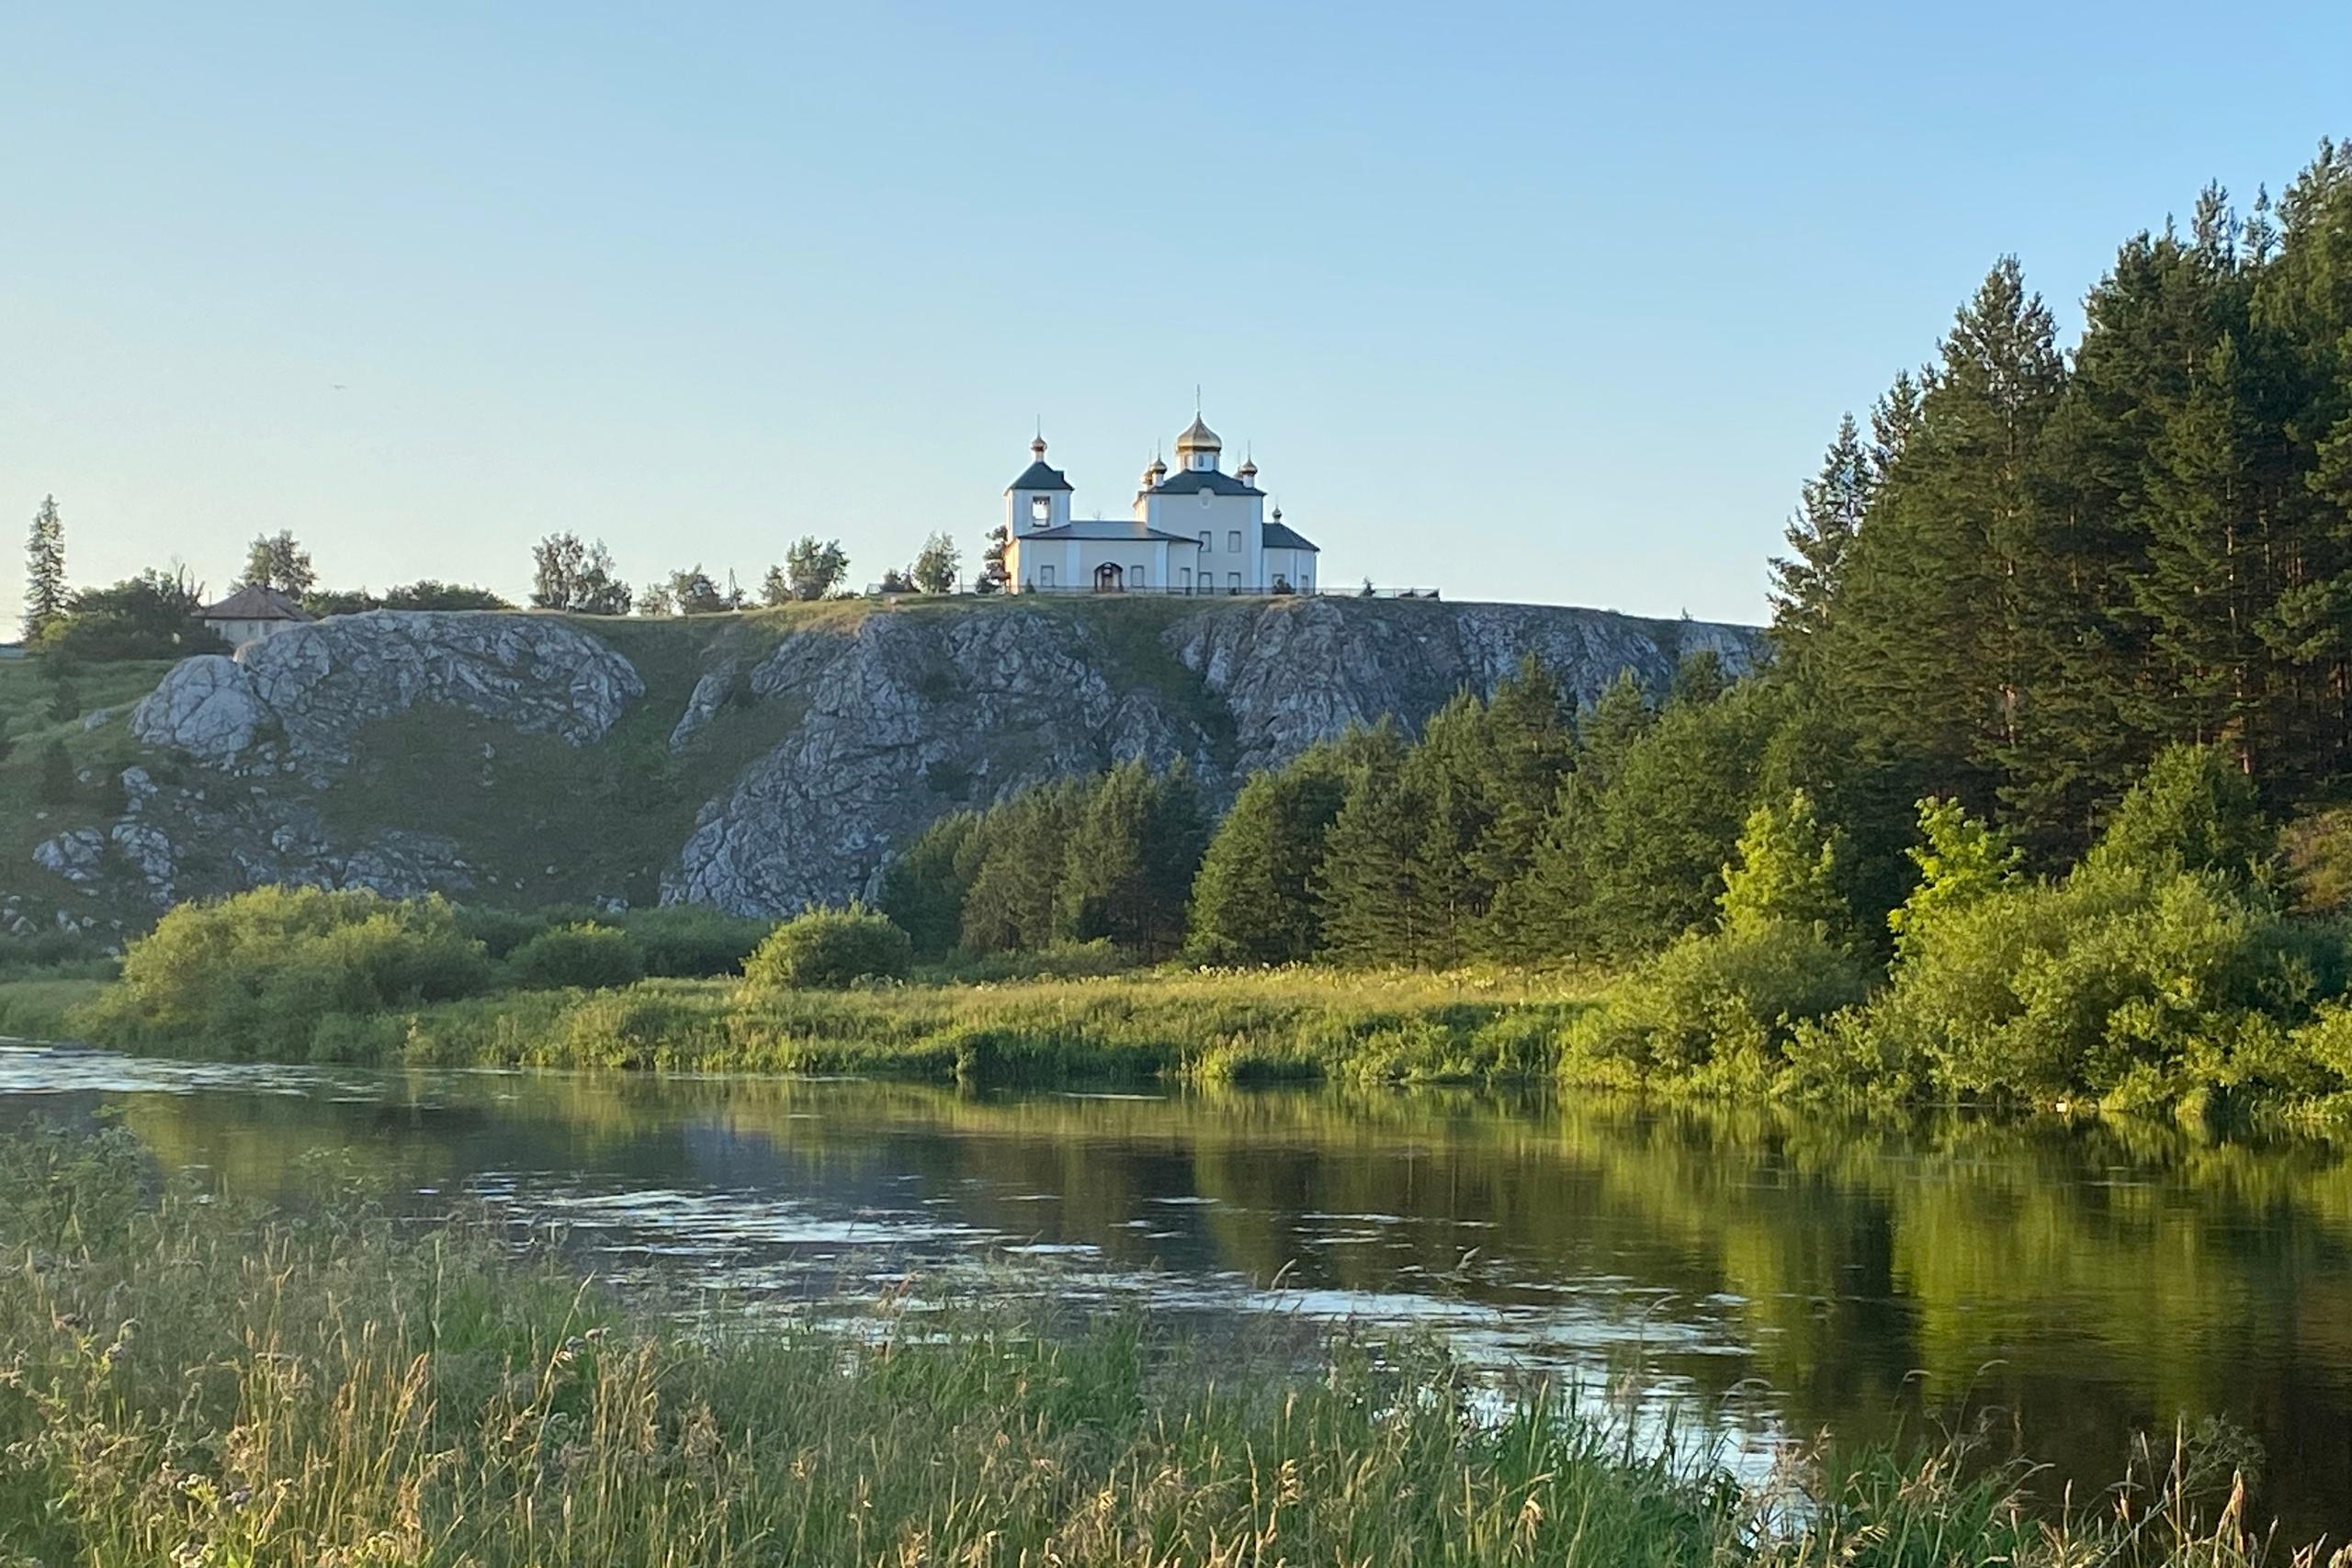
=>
[741,905,913,990]
[619,905,774,976]
[1562,921,1871,1092]
[454,904,557,960]
[71,886,493,1058]
[505,922,646,991]
[1834,861,2346,1105]
[0,927,117,983]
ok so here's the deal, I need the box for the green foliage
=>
[382,580,512,611]
[1888,795,2022,959]
[1832,859,2345,1106]
[37,568,227,661]
[38,739,74,805]
[2086,742,2268,879]
[243,528,316,596]
[956,778,1088,954]
[618,904,773,976]
[784,536,851,601]
[1053,759,1206,957]
[879,812,981,958]
[505,921,646,990]
[655,564,736,615]
[21,493,65,642]
[1563,922,1872,1092]
[742,904,912,989]
[73,886,494,1058]
[1522,676,1788,958]
[1186,749,1351,964]
[1716,788,1849,940]
[2282,805,2352,916]
[910,530,960,593]
[1768,414,1871,669]
[528,532,632,614]
[891,762,1210,962]
[1312,735,1429,965]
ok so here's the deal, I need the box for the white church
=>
[1001,414,1320,595]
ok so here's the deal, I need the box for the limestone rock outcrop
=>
[17,599,1763,924]
[132,611,642,777]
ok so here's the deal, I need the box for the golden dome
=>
[1174,415,1221,454]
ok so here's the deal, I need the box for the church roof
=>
[1022,520,1201,544]
[1151,468,1262,496]
[200,583,312,622]
[1006,459,1072,492]
[1261,520,1320,552]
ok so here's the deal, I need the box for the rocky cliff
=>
[7,596,1762,933]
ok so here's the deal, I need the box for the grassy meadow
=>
[0,1122,2301,1567]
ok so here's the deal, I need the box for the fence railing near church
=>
[861,581,1445,601]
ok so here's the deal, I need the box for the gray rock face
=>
[132,611,643,776]
[666,611,1219,913]
[665,598,1763,915]
[1170,597,1760,775]
[21,599,1762,924]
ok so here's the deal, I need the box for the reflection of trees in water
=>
[85,1071,2352,1540]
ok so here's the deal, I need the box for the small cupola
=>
[1237,455,1259,487]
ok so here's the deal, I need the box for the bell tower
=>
[1005,434,1072,535]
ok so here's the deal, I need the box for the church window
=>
[1227,572,1241,592]
[1031,495,1050,525]
[1227,530,1241,553]
[1132,564,1146,587]
[1040,565,1055,588]
[1180,568,1193,591]
[1197,531,1210,551]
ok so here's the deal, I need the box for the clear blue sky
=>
[5,3,2347,626]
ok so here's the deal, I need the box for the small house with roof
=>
[1001,413,1319,595]
[200,583,313,649]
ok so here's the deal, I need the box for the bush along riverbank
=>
[19,739,2352,1123]
[0,1122,2306,1567]
[49,885,1589,1084]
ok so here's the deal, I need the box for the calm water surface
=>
[5,1045,2350,1540]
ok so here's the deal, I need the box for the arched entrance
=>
[1093,563,1125,593]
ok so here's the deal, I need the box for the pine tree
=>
[1768,415,1871,663]
[1312,740,1428,966]
[1467,656,1576,944]
[760,564,792,607]
[957,778,1087,953]
[1506,671,1654,957]
[1055,761,1206,956]
[1818,259,2065,830]
[1186,749,1351,964]
[21,496,65,642]
[879,812,981,958]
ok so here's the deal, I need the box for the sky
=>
[4,3,2349,627]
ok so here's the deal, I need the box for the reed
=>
[0,1123,2306,1566]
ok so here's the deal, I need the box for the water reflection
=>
[4,1045,2349,1540]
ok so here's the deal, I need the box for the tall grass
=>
[0,1123,2307,1566]
[302,966,1599,1084]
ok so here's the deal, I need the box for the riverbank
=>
[22,964,1598,1085]
[0,1122,2290,1565]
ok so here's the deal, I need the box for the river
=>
[4,1043,2349,1541]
